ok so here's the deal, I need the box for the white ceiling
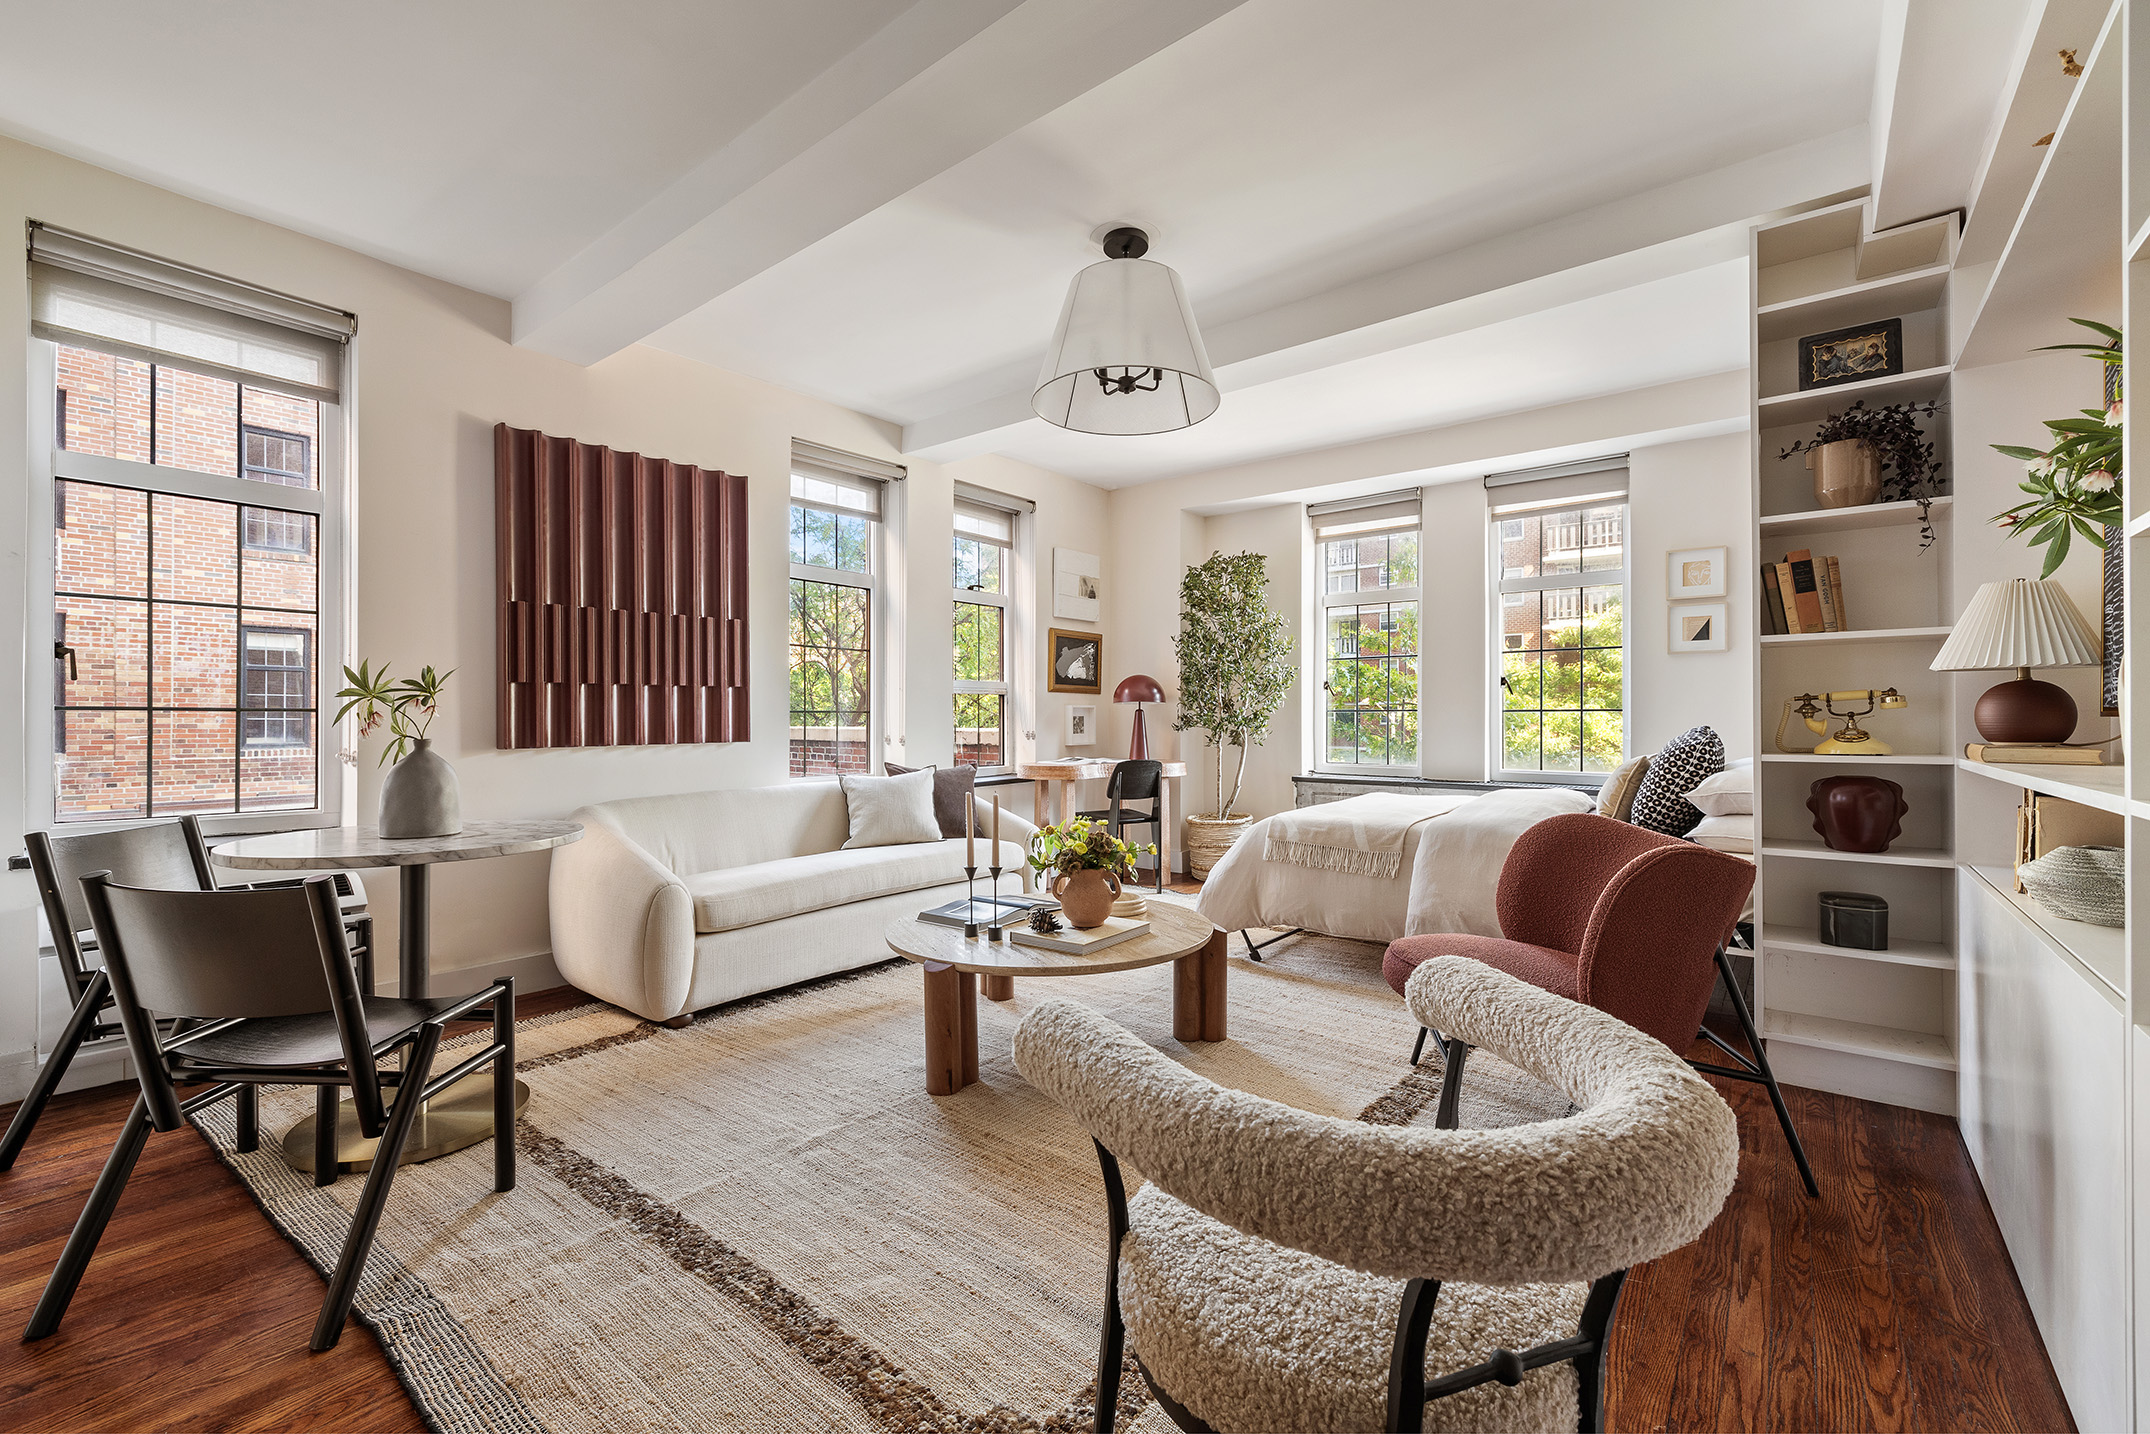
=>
[2,0,2050,489]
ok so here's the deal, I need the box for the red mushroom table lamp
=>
[1114,675,1166,761]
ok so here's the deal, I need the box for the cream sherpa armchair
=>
[1013,955,1740,1434]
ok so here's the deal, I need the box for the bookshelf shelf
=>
[1957,758,2126,816]
[1762,1011,1957,1070]
[1760,839,1955,868]
[1761,752,1955,765]
[1754,263,1950,343]
[1757,364,1953,427]
[1759,625,1951,646]
[1760,923,1955,968]
[1759,496,1954,536]
[1968,866,2126,1003]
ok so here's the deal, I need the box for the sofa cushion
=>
[684,837,1027,934]
[884,762,978,839]
[839,769,942,848]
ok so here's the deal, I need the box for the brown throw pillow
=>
[884,762,977,840]
[1597,754,1651,823]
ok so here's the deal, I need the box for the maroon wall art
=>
[495,424,748,749]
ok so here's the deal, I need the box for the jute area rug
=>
[195,911,1572,1433]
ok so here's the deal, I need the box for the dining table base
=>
[280,1072,530,1175]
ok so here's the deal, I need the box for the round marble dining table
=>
[207,820,581,1176]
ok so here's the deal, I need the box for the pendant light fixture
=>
[1032,227,1219,435]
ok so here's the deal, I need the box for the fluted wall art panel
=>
[495,424,748,749]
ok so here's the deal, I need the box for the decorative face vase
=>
[1806,775,1907,854]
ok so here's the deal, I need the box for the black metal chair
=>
[1077,759,1165,893]
[1,817,375,1173]
[21,873,514,1352]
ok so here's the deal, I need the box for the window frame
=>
[239,624,314,749]
[1313,513,1423,777]
[951,498,1017,775]
[786,467,890,778]
[28,339,348,834]
[240,424,314,552]
[1488,495,1630,785]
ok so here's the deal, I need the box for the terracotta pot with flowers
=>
[1027,817,1155,928]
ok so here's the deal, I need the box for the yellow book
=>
[1964,742,2118,766]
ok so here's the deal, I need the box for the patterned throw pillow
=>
[1629,726,1725,837]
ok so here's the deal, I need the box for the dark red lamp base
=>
[1972,670,2078,745]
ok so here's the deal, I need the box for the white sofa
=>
[549,779,1035,1022]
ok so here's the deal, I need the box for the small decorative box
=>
[1818,891,1888,950]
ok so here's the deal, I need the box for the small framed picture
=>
[1667,546,1728,599]
[1065,703,1096,745]
[1048,628,1103,694]
[1669,602,1728,653]
[1796,317,1903,391]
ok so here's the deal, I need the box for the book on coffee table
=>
[1008,916,1150,955]
[917,894,1059,929]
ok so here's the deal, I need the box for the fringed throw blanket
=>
[1261,793,1448,879]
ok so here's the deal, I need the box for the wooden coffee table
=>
[884,902,1226,1095]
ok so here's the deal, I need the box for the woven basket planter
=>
[2019,844,2124,928]
[1184,812,1253,881]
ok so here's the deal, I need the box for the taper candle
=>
[966,798,975,866]
[992,795,1001,853]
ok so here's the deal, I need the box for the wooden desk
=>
[1016,759,1188,881]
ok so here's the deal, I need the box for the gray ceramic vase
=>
[378,738,462,838]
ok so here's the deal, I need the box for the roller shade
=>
[791,462,882,521]
[1308,487,1422,538]
[953,479,1034,514]
[1485,456,1628,514]
[29,222,352,403]
[954,500,1014,546]
[791,439,905,483]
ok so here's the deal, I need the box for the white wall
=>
[0,133,1106,1094]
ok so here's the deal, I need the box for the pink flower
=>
[2080,470,2117,493]
[2107,399,2124,426]
[1993,514,2022,529]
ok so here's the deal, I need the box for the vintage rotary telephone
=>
[1774,688,1908,755]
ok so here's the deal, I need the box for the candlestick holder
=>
[985,865,1006,941]
[961,865,980,938]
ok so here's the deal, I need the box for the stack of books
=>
[1964,743,2121,766]
[917,894,1058,929]
[1761,548,1848,634]
[1009,915,1150,954]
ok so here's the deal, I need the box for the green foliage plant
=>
[1172,551,1295,818]
[1027,816,1154,881]
[335,660,453,766]
[1991,318,2124,578]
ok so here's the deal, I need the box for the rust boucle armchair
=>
[1383,812,1815,1199]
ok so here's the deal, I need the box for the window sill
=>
[1293,772,1597,802]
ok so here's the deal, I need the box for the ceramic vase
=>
[379,738,462,838]
[1807,438,1881,509]
[1052,868,1122,928]
[1806,774,1906,854]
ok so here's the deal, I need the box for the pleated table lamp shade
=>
[1931,578,2101,743]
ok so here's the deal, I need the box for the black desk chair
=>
[1077,759,1165,893]
[22,873,514,1352]
[1,817,376,1172]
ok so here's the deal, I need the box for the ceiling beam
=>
[512,0,1248,365]
[900,128,1868,462]
[1868,0,2042,232]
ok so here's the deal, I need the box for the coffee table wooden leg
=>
[923,963,979,1095]
[1173,928,1229,1042]
[982,973,1015,1001]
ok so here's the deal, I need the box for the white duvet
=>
[1194,787,1596,944]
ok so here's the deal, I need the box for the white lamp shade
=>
[1032,257,1219,435]
[1930,577,2101,671]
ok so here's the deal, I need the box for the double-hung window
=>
[32,223,352,826]
[952,500,1013,769]
[788,455,889,776]
[1312,491,1422,772]
[1490,462,1629,778]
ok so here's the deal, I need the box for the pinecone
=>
[1029,907,1064,934]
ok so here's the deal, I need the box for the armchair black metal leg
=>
[235,1084,259,1154]
[1434,1036,1469,1131]
[314,1023,442,1352]
[1385,1276,1441,1433]
[1093,1138,1131,1434]
[314,1083,339,1186]
[1409,1026,1430,1067]
[0,971,109,1172]
[24,1093,152,1340]
[493,980,516,1194]
[1714,948,1819,1199]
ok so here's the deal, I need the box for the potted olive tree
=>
[1172,551,1294,878]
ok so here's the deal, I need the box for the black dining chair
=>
[1077,759,1165,893]
[1,817,376,1172]
[21,873,514,1352]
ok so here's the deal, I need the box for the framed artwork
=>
[1667,546,1728,599]
[1065,703,1097,745]
[1048,628,1103,693]
[1053,548,1101,621]
[1669,602,1728,653]
[1796,317,1903,391]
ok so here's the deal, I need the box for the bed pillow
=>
[839,768,944,849]
[1689,813,1754,854]
[884,762,977,840]
[1685,758,1754,818]
[1630,726,1725,837]
[1596,755,1651,823]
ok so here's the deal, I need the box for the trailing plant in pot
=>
[1171,550,1294,878]
[1991,318,2123,578]
[337,660,460,838]
[1027,817,1154,927]
[1778,399,1946,542]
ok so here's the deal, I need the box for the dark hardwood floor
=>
[0,905,2073,1433]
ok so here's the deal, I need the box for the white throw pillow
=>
[1689,813,1754,853]
[838,769,944,849]
[1685,759,1754,817]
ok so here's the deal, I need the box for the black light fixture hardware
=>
[1093,366,1164,396]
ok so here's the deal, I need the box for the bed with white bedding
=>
[1193,786,1597,945]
